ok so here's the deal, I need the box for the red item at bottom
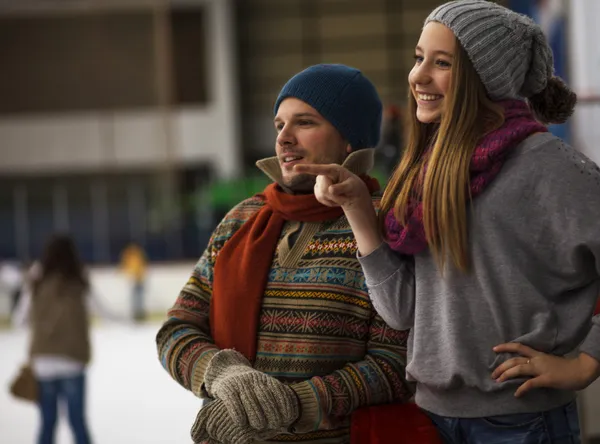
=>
[351,403,443,444]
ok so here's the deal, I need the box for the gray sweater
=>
[358,133,600,417]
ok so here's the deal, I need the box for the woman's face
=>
[409,22,456,123]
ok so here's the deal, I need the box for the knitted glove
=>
[191,399,280,444]
[204,349,300,430]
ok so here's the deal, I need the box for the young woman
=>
[14,235,107,444]
[295,1,600,442]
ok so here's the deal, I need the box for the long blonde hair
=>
[380,39,504,273]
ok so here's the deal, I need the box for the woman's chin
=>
[416,109,442,124]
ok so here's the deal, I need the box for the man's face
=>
[274,98,350,192]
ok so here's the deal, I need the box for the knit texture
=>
[274,64,382,149]
[425,0,554,100]
[385,100,547,255]
[157,153,412,443]
[360,133,600,417]
[204,349,299,430]
[192,398,278,444]
[210,183,345,362]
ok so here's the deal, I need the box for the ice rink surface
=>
[1,323,200,444]
[3,320,600,443]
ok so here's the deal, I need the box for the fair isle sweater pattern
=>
[157,193,412,443]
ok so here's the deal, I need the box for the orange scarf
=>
[211,178,379,361]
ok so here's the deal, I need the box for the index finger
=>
[493,342,537,358]
[294,163,342,179]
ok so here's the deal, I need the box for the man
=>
[156,64,413,444]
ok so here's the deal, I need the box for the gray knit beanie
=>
[425,0,576,124]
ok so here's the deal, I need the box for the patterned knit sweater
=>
[156,150,412,443]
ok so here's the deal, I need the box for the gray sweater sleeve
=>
[581,317,600,362]
[526,140,600,361]
[357,242,415,331]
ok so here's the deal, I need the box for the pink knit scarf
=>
[385,100,547,255]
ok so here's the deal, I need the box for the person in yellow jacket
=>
[120,243,147,322]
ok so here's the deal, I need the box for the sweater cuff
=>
[191,348,218,398]
[357,242,409,286]
[289,381,322,433]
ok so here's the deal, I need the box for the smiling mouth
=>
[281,155,304,167]
[417,93,443,102]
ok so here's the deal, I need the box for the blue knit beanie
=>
[274,64,382,149]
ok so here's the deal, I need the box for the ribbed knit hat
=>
[425,0,553,100]
[274,64,382,149]
[425,0,576,124]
